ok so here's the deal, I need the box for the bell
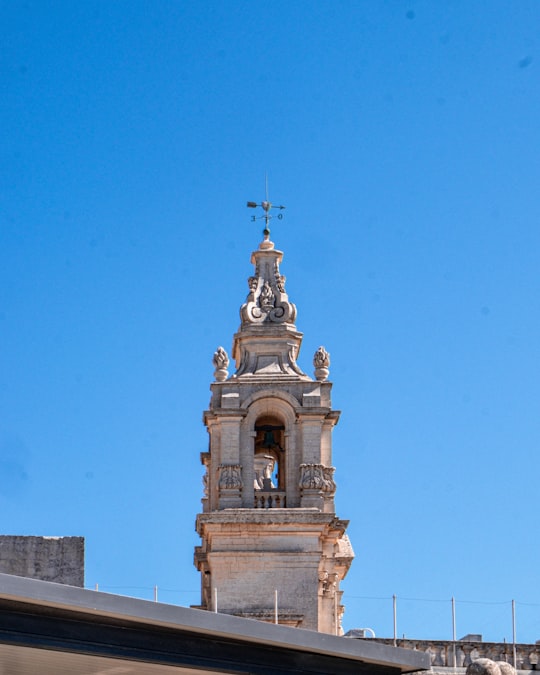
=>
[262,431,275,448]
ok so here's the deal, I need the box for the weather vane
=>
[247,176,285,242]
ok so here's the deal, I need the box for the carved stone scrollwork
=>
[299,463,336,494]
[202,469,209,498]
[288,343,307,377]
[212,346,229,382]
[318,570,338,595]
[273,260,287,292]
[322,466,336,493]
[218,464,242,490]
[275,275,286,293]
[240,252,297,326]
[313,346,330,381]
[299,463,324,489]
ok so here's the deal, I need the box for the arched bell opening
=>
[253,415,286,507]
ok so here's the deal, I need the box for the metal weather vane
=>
[247,177,285,242]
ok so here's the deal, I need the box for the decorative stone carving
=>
[288,344,307,377]
[240,249,297,325]
[212,346,229,382]
[314,346,330,368]
[313,346,330,381]
[299,463,324,489]
[322,466,336,493]
[299,464,336,493]
[274,259,286,291]
[318,570,338,595]
[218,464,242,490]
[259,281,275,310]
[200,452,210,505]
[275,275,286,293]
[213,346,229,369]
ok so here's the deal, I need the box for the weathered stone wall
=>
[346,638,540,672]
[195,509,351,633]
[0,536,84,587]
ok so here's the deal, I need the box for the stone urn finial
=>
[313,346,330,381]
[212,346,229,382]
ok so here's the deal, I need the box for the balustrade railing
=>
[254,491,286,508]
[351,638,540,671]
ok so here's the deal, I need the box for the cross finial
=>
[247,175,285,243]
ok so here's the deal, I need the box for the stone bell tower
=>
[194,215,354,634]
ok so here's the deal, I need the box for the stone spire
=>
[239,237,297,327]
[232,236,307,378]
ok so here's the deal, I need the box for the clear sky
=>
[1,0,539,643]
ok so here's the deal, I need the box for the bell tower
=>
[194,210,354,634]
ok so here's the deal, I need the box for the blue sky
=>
[1,0,539,642]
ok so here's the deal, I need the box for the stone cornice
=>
[203,410,248,424]
[196,508,339,528]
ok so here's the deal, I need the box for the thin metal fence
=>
[343,593,540,646]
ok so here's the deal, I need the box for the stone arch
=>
[253,414,284,490]
[241,393,299,507]
[242,388,301,414]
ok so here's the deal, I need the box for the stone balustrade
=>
[345,637,540,671]
[254,491,287,508]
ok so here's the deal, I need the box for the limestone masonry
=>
[347,637,540,673]
[0,535,84,587]
[194,229,353,634]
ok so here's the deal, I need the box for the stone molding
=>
[196,509,344,528]
[222,609,304,628]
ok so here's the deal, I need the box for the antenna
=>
[246,176,285,241]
